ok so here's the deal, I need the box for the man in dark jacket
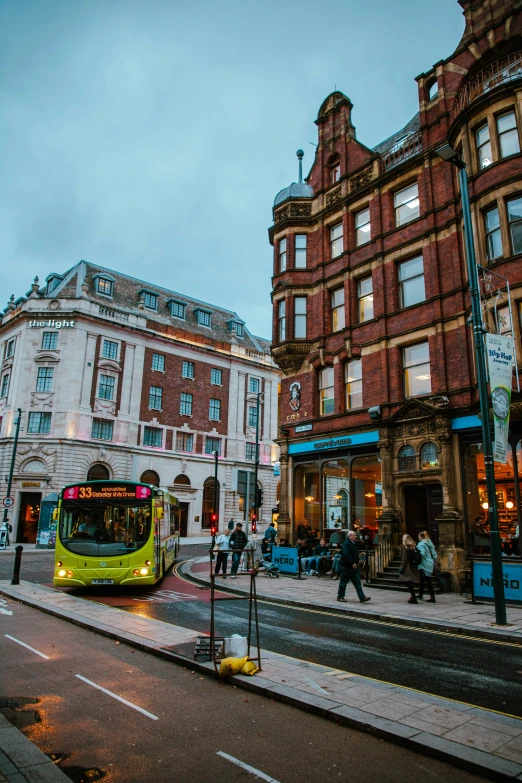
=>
[337,530,371,603]
[230,523,248,578]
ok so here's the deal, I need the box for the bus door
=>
[154,504,162,574]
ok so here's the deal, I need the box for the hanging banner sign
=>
[486,334,514,464]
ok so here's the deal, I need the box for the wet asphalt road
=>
[3,547,522,718]
[1,602,487,783]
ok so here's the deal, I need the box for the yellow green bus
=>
[53,481,180,588]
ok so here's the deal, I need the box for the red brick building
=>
[269,0,522,580]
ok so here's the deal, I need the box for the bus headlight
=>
[145,560,151,566]
[67,571,73,578]
[139,568,148,576]
[58,569,66,577]
[57,561,62,567]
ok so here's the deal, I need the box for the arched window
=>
[87,463,110,481]
[428,79,438,101]
[398,445,416,472]
[202,477,220,530]
[22,458,46,473]
[174,474,190,486]
[140,470,160,487]
[420,442,439,469]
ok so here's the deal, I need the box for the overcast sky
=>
[0,0,463,338]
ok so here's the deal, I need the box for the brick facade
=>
[270,0,522,581]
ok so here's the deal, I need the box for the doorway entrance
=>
[179,502,189,537]
[16,492,42,543]
[403,484,442,545]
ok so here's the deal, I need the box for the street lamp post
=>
[252,392,261,533]
[2,408,22,545]
[436,144,507,626]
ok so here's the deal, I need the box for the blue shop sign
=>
[272,546,299,574]
[473,560,522,604]
[288,430,379,456]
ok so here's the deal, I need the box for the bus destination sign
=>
[64,484,152,501]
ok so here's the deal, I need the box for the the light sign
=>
[63,484,152,501]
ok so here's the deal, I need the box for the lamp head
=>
[435,144,465,169]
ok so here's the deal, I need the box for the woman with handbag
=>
[417,530,437,603]
[398,534,421,604]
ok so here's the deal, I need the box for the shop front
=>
[289,431,381,543]
[460,431,522,557]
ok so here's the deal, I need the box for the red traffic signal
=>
[251,513,257,533]
[210,512,218,536]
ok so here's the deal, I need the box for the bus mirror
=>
[156,508,164,520]
[52,508,59,521]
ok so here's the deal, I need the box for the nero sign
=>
[272,546,298,574]
[473,560,522,604]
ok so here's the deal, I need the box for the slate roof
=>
[28,261,270,353]
[373,113,421,156]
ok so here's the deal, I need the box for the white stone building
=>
[0,262,280,543]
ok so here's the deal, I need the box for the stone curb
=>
[2,584,522,782]
[0,716,70,782]
[182,562,522,646]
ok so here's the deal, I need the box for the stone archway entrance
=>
[403,484,442,545]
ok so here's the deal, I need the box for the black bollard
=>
[11,545,23,585]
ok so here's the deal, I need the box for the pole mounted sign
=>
[486,334,514,464]
[2,497,14,508]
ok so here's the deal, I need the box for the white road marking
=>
[130,590,197,603]
[4,634,49,659]
[0,599,12,616]
[75,675,159,720]
[217,751,281,783]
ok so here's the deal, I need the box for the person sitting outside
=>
[263,522,277,545]
[296,539,313,572]
[305,539,330,575]
[297,520,312,541]
[229,523,248,578]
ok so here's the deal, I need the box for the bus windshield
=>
[60,501,152,556]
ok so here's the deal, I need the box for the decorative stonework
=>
[271,341,312,375]
[274,202,312,224]
[94,398,116,415]
[326,186,342,207]
[30,392,54,408]
[394,420,438,437]
[350,165,374,192]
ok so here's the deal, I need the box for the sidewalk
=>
[2,580,522,781]
[185,558,522,644]
[0,713,69,782]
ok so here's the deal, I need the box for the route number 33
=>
[79,487,93,498]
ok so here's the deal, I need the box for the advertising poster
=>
[486,334,514,464]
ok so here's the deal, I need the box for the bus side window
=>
[170,506,177,536]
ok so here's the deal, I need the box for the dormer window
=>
[195,308,211,328]
[96,277,114,297]
[168,300,186,319]
[45,273,64,294]
[140,291,158,311]
[228,319,244,338]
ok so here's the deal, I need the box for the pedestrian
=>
[337,530,372,603]
[214,529,231,579]
[229,522,248,578]
[418,530,437,602]
[399,534,421,604]
[227,518,235,531]
[263,521,277,545]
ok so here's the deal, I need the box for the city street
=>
[2,546,522,718]
[0,599,487,783]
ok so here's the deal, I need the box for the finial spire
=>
[296,149,304,184]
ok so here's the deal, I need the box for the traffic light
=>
[251,513,257,534]
[256,488,264,508]
[210,512,218,536]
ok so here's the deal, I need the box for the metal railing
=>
[382,132,422,171]
[454,52,522,115]
[364,533,393,582]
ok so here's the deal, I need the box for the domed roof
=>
[273,150,313,207]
